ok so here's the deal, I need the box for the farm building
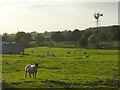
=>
[0,42,24,54]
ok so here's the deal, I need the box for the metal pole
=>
[97,19,99,28]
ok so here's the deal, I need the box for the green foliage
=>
[98,32,109,41]
[69,29,81,42]
[1,25,120,49]
[2,33,9,42]
[83,30,92,38]
[88,34,97,44]
[66,29,82,48]
[51,31,65,43]
[64,30,72,41]
[19,38,27,44]
[109,26,119,40]
[2,47,119,88]
[44,36,52,42]
[35,34,45,45]
[79,36,88,48]
[15,32,33,44]
[2,33,15,42]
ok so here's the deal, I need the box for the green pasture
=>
[2,47,119,88]
[26,40,119,49]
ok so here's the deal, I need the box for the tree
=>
[8,34,15,42]
[2,36,7,42]
[83,30,92,38]
[2,33,9,42]
[69,29,81,41]
[88,34,98,44]
[109,26,119,41]
[15,32,33,44]
[98,32,109,41]
[35,34,45,45]
[79,36,88,48]
[51,31,65,45]
[64,30,72,41]
[2,33,15,42]
[69,29,82,47]
[26,33,33,43]
[19,38,27,44]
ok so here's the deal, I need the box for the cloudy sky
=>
[0,0,119,34]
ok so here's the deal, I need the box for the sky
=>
[0,0,119,34]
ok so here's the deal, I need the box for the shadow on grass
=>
[41,78,120,88]
[2,80,15,88]
[41,80,71,88]
[10,81,36,86]
[2,78,119,89]
[82,78,120,88]
[19,54,30,57]
[103,78,120,88]
[38,67,61,69]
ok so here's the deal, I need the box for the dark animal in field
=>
[67,51,70,54]
[20,52,24,55]
[46,52,51,56]
[84,52,87,54]
[25,63,39,78]
[31,50,33,53]
[84,55,89,58]
[73,51,76,53]
[52,54,56,57]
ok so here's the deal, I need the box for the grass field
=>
[2,47,119,88]
[28,40,119,49]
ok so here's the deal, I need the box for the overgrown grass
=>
[2,47,119,88]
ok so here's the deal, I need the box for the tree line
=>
[1,25,120,48]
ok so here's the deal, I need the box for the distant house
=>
[0,42,24,54]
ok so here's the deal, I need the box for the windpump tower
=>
[94,11,103,28]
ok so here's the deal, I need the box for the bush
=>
[79,36,88,48]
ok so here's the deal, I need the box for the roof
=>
[0,41,15,46]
